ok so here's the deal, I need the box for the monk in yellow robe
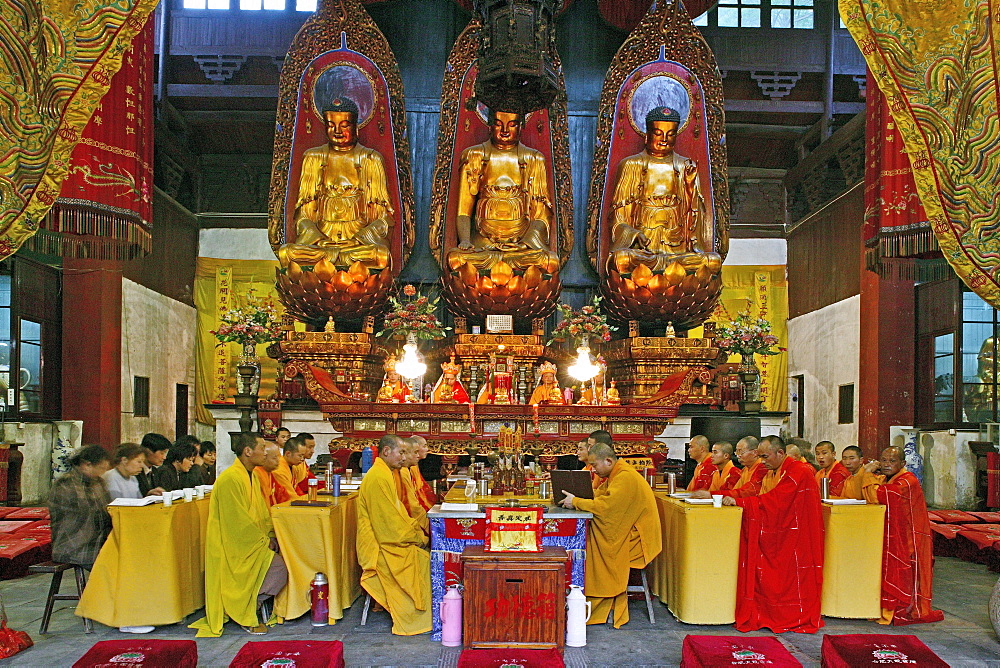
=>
[840,445,882,502]
[397,440,429,534]
[254,442,284,507]
[191,433,287,637]
[291,432,318,495]
[560,443,661,628]
[407,435,437,511]
[528,362,563,405]
[357,434,431,635]
[708,441,741,492]
[272,436,306,501]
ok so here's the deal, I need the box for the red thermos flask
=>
[310,572,329,626]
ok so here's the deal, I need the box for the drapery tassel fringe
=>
[24,200,152,261]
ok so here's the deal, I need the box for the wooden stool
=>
[28,561,93,634]
[626,566,655,623]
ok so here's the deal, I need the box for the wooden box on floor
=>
[461,545,568,650]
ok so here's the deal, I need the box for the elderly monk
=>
[708,441,741,492]
[357,434,431,635]
[393,440,429,535]
[191,434,287,637]
[814,441,850,497]
[717,435,824,633]
[292,432,319,496]
[560,443,661,628]
[869,446,944,625]
[686,435,714,491]
[254,442,285,507]
[732,436,767,495]
[271,436,306,501]
[840,445,882,502]
[407,435,436,512]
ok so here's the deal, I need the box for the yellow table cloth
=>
[821,502,885,618]
[77,498,210,627]
[271,494,362,624]
[650,494,742,624]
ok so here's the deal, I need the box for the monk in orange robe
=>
[407,436,436,511]
[840,445,882,502]
[686,435,714,491]
[293,433,320,496]
[273,437,306,501]
[814,441,850,497]
[708,441,741,492]
[254,442,285,507]
[870,446,944,625]
[719,435,824,634]
[693,437,767,500]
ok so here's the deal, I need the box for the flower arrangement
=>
[377,284,450,341]
[715,310,782,361]
[548,295,616,345]
[211,289,283,348]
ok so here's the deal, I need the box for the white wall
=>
[726,238,786,266]
[199,228,274,261]
[787,295,860,447]
[120,279,198,443]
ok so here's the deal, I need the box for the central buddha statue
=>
[607,106,721,278]
[446,109,560,277]
[277,97,392,272]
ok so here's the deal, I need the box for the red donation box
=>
[461,545,568,650]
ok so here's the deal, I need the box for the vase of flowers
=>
[715,310,781,411]
[547,295,616,347]
[211,289,284,397]
[377,284,449,346]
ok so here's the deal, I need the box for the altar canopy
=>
[842,0,1000,307]
[0,0,157,261]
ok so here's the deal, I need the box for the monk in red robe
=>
[708,441,741,492]
[720,435,824,633]
[814,441,850,497]
[686,435,714,491]
[695,437,767,500]
[871,446,944,625]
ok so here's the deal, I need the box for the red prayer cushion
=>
[229,641,344,668]
[4,508,48,520]
[821,634,947,667]
[681,635,802,667]
[0,538,40,560]
[0,522,29,534]
[10,521,50,534]
[72,640,197,668]
[957,529,1000,550]
[0,508,22,519]
[928,523,963,539]
[927,509,978,523]
[458,648,564,668]
[961,523,1000,534]
[968,511,1000,523]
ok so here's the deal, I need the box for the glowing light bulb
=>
[568,345,600,382]
[396,342,426,379]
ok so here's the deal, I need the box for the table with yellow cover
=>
[271,494,362,625]
[77,499,210,627]
[821,502,885,618]
[650,494,743,624]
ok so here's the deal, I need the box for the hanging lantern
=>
[474,0,563,114]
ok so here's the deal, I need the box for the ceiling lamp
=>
[396,341,427,379]
[568,345,600,382]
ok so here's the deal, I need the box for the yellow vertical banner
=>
[213,266,233,403]
[752,271,773,409]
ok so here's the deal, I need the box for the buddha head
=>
[488,109,524,150]
[644,106,680,158]
[322,97,360,151]
[538,361,558,386]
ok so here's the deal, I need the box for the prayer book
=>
[683,498,714,505]
[108,496,159,507]
[822,498,866,505]
[440,502,479,511]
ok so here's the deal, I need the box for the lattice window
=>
[771,0,814,29]
[717,0,761,28]
[182,0,230,9]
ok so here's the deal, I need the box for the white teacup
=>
[712,494,723,508]
[162,493,173,507]
[183,488,195,502]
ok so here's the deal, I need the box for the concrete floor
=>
[0,556,997,667]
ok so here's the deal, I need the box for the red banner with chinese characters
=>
[28,21,154,261]
[862,68,934,272]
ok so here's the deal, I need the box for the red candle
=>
[532,403,540,433]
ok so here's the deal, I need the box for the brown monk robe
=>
[560,443,661,628]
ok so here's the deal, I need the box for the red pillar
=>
[858,258,915,459]
[62,259,122,449]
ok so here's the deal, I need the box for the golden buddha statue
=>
[376,356,411,403]
[278,97,393,273]
[447,110,559,276]
[967,335,995,421]
[606,380,621,406]
[529,361,563,405]
[608,106,721,277]
[432,355,470,404]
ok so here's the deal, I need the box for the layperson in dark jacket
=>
[137,433,171,495]
[175,435,207,487]
[49,445,113,569]
[153,441,198,492]
[200,441,217,485]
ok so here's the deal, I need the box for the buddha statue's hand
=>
[458,238,474,250]
[636,231,650,248]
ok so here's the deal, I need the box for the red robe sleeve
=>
[733,459,824,633]
[723,465,742,488]
[720,463,768,498]
[688,459,715,491]
[876,470,944,625]
[826,462,851,497]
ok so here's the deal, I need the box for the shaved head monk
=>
[815,441,850,497]
[395,440,429,534]
[357,434,431,635]
[686,435,714,491]
[692,436,767,500]
[869,446,944,625]
[560,443,661,628]
[292,432,318,495]
[717,434,824,633]
[271,436,306,501]
[708,441,741,492]
[254,442,284,507]
[840,445,881,502]
[407,435,436,511]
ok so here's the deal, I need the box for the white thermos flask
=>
[566,585,591,647]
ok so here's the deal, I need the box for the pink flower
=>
[403,284,416,296]
[603,333,611,342]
